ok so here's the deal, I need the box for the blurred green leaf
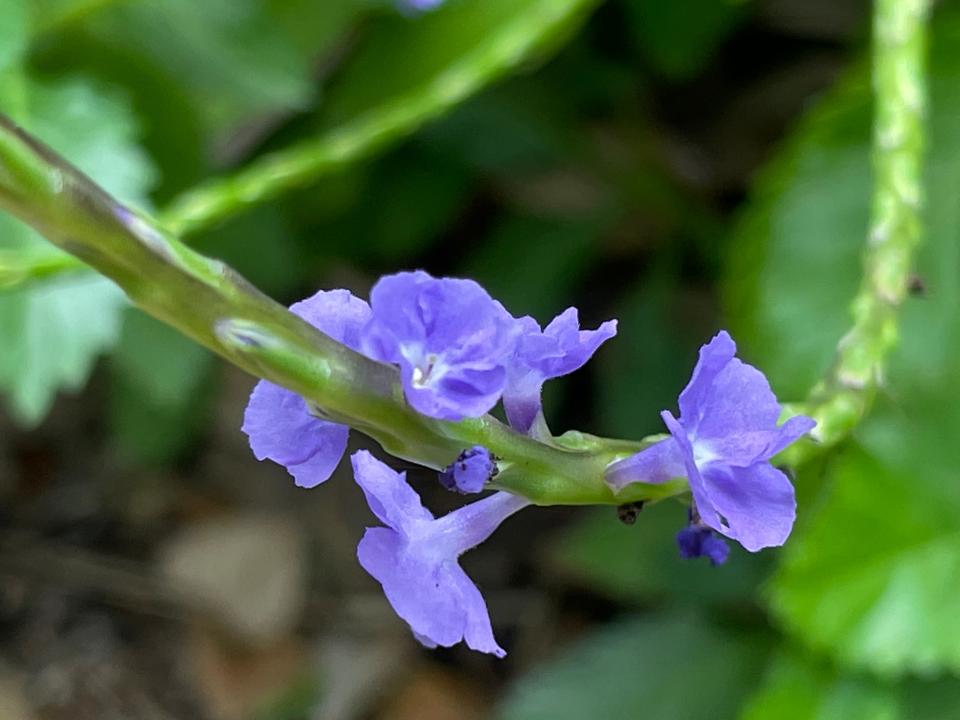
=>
[0,274,126,423]
[770,442,960,676]
[597,276,706,438]
[463,215,604,318]
[723,69,870,399]
[200,207,307,298]
[320,144,474,267]
[625,0,749,80]
[0,0,27,73]
[110,310,214,464]
[901,678,960,720]
[263,0,366,61]
[727,6,960,676]
[318,0,602,129]
[424,85,576,175]
[81,0,323,135]
[550,502,770,606]
[498,614,767,720]
[739,652,899,720]
[0,76,155,424]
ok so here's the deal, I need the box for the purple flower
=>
[504,309,617,433]
[439,446,497,494]
[605,331,815,551]
[676,525,730,566]
[242,290,371,488]
[360,271,519,421]
[352,450,528,656]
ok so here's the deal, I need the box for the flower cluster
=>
[241,271,813,655]
[244,271,615,489]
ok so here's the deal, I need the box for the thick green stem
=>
[785,0,930,464]
[0,113,675,506]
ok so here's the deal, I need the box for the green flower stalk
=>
[0,113,673,507]
[788,0,931,462]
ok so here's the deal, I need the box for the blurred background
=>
[1,0,959,718]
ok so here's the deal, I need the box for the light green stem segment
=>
[785,0,930,464]
[0,114,683,507]
[8,0,599,285]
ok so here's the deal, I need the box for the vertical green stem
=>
[794,0,931,458]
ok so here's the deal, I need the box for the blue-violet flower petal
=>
[353,450,528,656]
[361,271,520,421]
[504,308,616,433]
[242,289,371,488]
[605,331,815,552]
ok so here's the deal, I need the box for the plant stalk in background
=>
[787,0,931,462]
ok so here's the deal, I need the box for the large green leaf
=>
[497,614,768,720]
[0,77,155,423]
[740,652,960,720]
[770,441,960,676]
[725,6,960,675]
[739,652,899,720]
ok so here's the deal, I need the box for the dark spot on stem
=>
[908,274,926,297]
[617,501,644,525]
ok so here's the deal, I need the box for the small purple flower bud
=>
[676,525,730,566]
[352,451,529,656]
[439,446,497,494]
[606,331,815,552]
[360,271,520,421]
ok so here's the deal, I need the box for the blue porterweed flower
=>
[439,445,498,494]
[606,331,815,552]
[504,309,617,433]
[352,450,528,656]
[360,271,520,421]
[242,289,371,488]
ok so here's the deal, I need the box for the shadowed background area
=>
[2,0,960,718]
